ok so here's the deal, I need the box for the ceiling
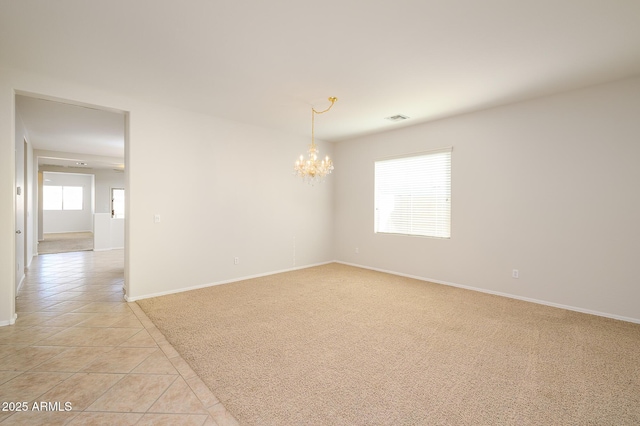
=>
[3,0,640,148]
[16,95,125,170]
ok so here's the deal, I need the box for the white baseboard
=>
[124,259,640,324]
[336,261,640,325]
[0,313,18,327]
[43,230,93,234]
[93,246,124,252]
[125,261,333,302]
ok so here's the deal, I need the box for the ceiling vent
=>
[385,114,410,122]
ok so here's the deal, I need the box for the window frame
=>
[43,185,84,211]
[374,147,452,239]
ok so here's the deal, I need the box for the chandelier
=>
[293,96,338,183]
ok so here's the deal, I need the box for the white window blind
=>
[375,148,451,238]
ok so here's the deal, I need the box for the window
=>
[374,148,451,238]
[43,186,84,211]
[43,186,62,210]
[111,188,125,218]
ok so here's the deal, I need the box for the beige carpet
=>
[38,232,94,254]
[137,263,640,425]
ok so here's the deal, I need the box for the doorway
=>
[14,93,128,310]
[38,171,96,254]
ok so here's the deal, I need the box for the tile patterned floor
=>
[0,250,238,425]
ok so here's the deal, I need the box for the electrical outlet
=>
[154,214,161,223]
[512,269,519,279]
[355,247,359,254]
[234,257,239,265]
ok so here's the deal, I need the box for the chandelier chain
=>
[311,97,337,147]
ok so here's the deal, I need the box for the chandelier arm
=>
[312,97,338,115]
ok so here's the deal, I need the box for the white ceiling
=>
[3,0,640,146]
[16,95,125,170]
[16,96,125,158]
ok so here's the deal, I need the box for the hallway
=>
[0,250,237,425]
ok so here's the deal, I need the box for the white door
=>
[15,141,26,292]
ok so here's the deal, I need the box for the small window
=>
[43,186,83,211]
[374,148,451,238]
[112,188,125,218]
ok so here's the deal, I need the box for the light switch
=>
[154,214,161,223]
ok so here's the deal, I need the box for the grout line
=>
[7,250,221,423]
[137,374,182,417]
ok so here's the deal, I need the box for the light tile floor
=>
[0,250,238,425]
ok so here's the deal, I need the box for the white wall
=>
[94,214,124,251]
[0,67,334,325]
[334,76,640,322]
[128,102,334,299]
[42,172,93,233]
[110,218,124,249]
[1,69,15,325]
[14,112,25,293]
[26,131,34,266]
